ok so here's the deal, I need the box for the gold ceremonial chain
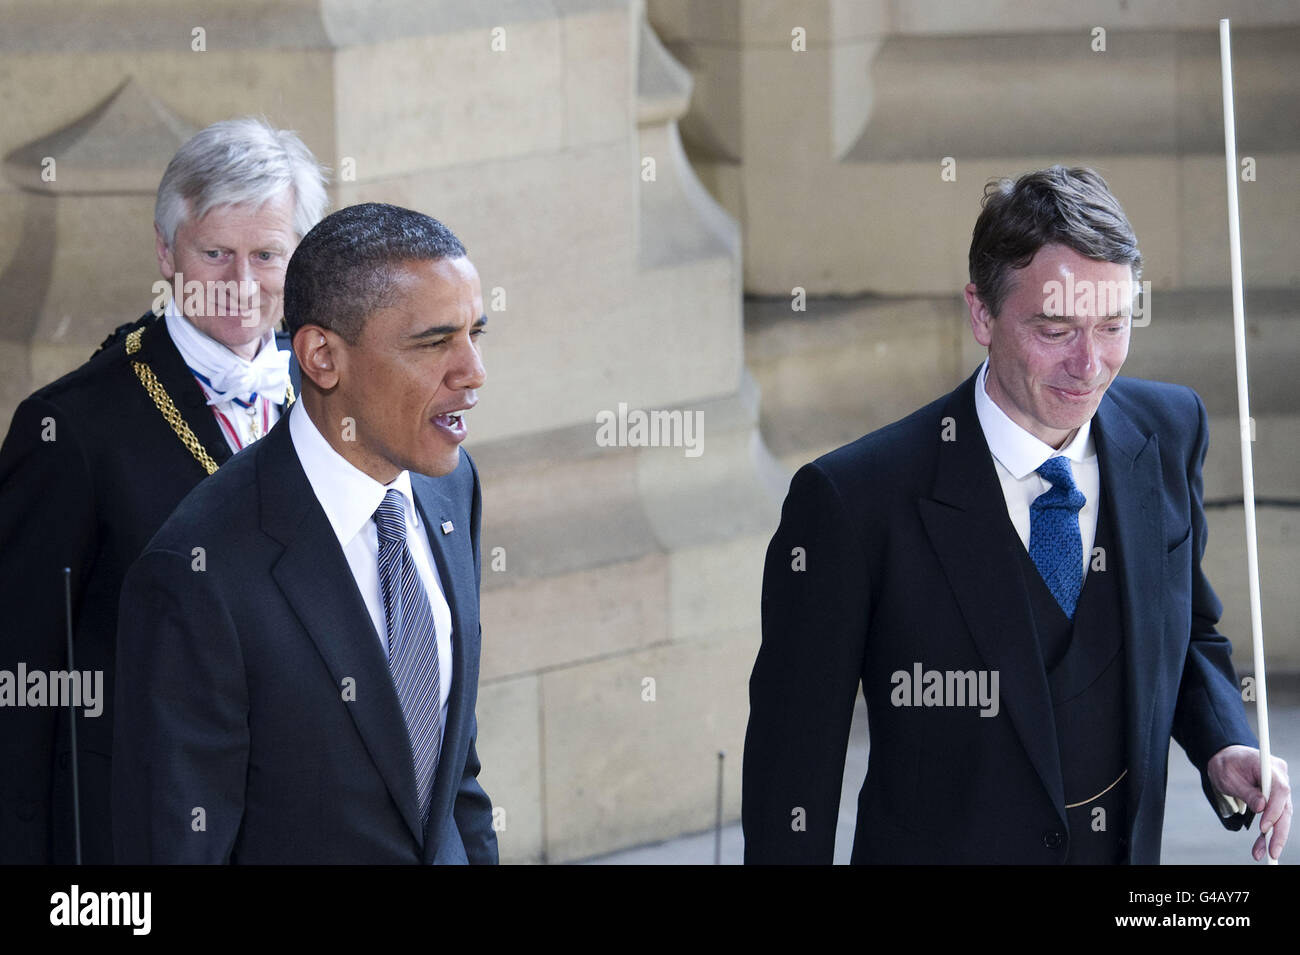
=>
[127,327,220,475]
[125,327,295,476]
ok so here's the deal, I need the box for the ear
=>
[965,283,995,348]
[155,223,177,281]
[293,325,343,391]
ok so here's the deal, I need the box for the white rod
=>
[1219,17,1275,864]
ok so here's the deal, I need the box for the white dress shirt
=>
[289,401,453,745]
[165,298,285,454]
[973,358,1099,579]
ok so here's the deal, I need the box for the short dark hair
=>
[968,165,1141,319]
[284,202,466,341]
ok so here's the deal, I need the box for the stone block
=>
[1179,153,1300,291]
[474,672,544,864]
[1205,415,1300,503]
[333,20,564,178]
[563,2,634,148]
[1206,506,1300,674]
[540,626,754,861]
[477,441,660,582]
[670,532,768,641]
[746,294,966,455]
[645,0,741,45]
[480,551,669,680]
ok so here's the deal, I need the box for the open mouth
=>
[432,409,469,442]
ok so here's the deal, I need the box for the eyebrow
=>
[408,314,488,340]
[198,237,290,249]
[1029,312,1129,323]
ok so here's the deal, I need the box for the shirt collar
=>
[974,358,1094,479]
[288,401,422,548]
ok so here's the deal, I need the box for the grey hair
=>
[154,116,328,248]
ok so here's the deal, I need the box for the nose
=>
[1065,331,1100,382]
[449,335,487,391]
[221,253,252,287]
[225,257,264,321]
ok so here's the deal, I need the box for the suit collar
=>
[1093,385,1153,465]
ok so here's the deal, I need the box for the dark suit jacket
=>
[742,368,1257,864]
[0,313,296,864]
[111,408,498,864]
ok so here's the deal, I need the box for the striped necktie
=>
[374,489,442,824]
[1028,456,1086,619]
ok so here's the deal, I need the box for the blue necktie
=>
[374,489,442,823]
[1028,456,1085,619]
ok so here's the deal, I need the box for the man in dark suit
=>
[112,202,497,864]
[0,117,325,864]
[743,166,1291,864]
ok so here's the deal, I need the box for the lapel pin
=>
[441,520,454,535]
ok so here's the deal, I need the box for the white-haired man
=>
[0,117,327,864]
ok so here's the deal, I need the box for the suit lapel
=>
[410,473,476,858]
[257,418,427,845]
[1092,391,1165,839]
[918,370,1066,824]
